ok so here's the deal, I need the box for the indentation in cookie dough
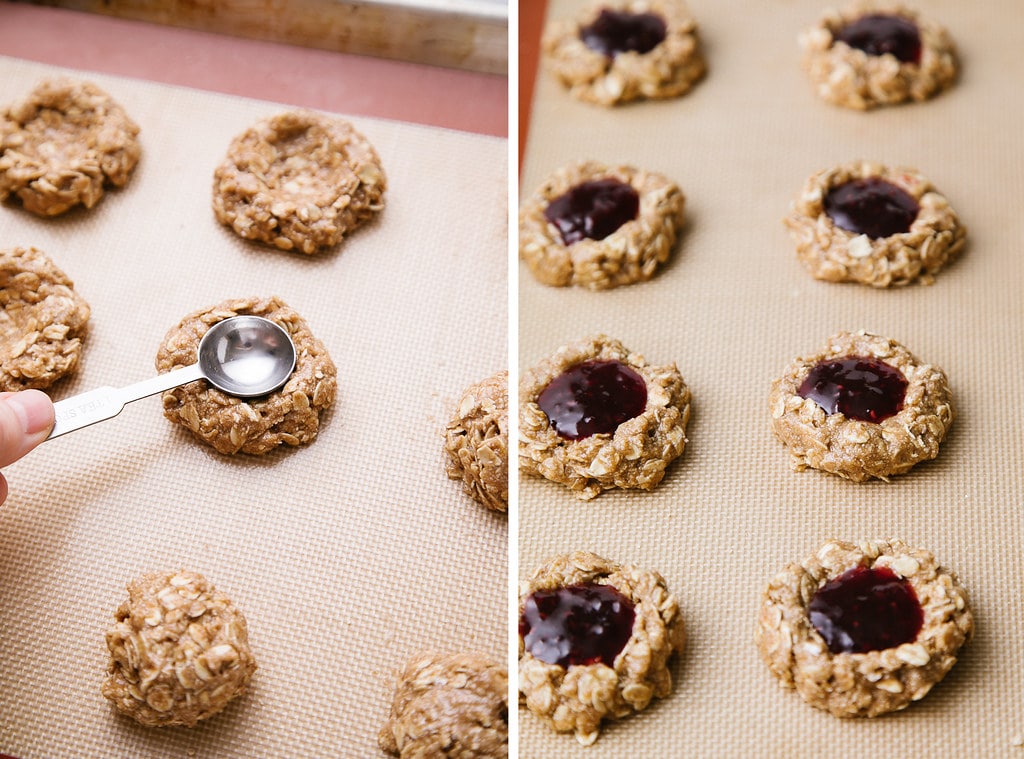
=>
[543,0,706,106]
[155,296,337,455]
[520,160,685,290]
[0,78,140,216]
[519,551,685,746]
[520,334,691,499]
[755,538,973,718]
[799,3,958,110]
[768,330,954,481]
[212,110,386,254]
[784,161,965,287]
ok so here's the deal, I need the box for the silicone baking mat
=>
[519,1,1024,756]
[0,56,507,758]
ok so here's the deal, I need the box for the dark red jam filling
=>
[580,8,668,57]
[798,356,907,423]
[834,14,922,64]
[537,359,647,440]
[823,178,920,239]
[809,566,923,654]
[519,583,636,668]
[544,178,640,246]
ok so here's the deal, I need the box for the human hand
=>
[0,389,54,505]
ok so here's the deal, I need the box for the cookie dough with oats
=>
[519,551,685,746]
[543,0,705,106]
[520,160,685,290]
[799,3,958,110]
[520,335,690,499]
[0,246,90,391]
[379,651,509,758]
[769,331,954,482]
[0,78,140,216]
[755,539,973,718]
[785,161,965,287]
[212,109,386,254]
[444,370,508,512]
[102,570,258,727]
[156,296,336,455]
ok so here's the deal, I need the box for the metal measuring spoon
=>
[47,315,297,439]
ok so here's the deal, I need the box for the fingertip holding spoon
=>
[48,316,297,439]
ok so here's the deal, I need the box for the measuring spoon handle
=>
[48,363,205,439]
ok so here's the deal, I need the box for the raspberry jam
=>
[809,566,923,654]
[537,359,647,440]
[544,178,640,246]
[519,583,635,668]
[824,178,920,239]
[835,14,922,64]
[798,356,907,423]
[580,8,667,57]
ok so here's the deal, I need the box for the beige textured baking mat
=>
[520,1,1024,756]
[0,56,507,758]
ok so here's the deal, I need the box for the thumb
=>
[0,390,54,468]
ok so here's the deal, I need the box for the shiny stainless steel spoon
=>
[48,315,297,439]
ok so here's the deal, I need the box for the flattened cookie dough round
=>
[155,296,337,455]
[519,551,685,746]
[0,246,90,391]
[0,78,140,216]
[769,330,953,482]
[785,161,965,287]
[379,651,509,758]
[520,160,685,290]
[756,538,973,718]
[212,110,386,254]
[444,370,508,512]
[800,3,958,110]
[543,0,705,106]
[102,569,258,727]
[520,335,690,500]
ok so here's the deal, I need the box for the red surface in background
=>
[519,0,548,173]
[0,3,507,137]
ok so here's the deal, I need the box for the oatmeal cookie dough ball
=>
[519,551,685,746]
[0,78,140,216]
[543,0,705,106]
[520,335,690,500]
[156,296,336,455]
[769,331,953,482]
[212,109,386,254]
[520,160,685,290]
[799,3,958,110]
[378,651,509,758]
[0,246,90,391]
[756,539,973,718]
[102,570,258,727]
[444,370,508,512]
[784,161,965,287]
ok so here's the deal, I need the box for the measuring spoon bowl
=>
[48,315,297,439]
[198,315,297,397]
